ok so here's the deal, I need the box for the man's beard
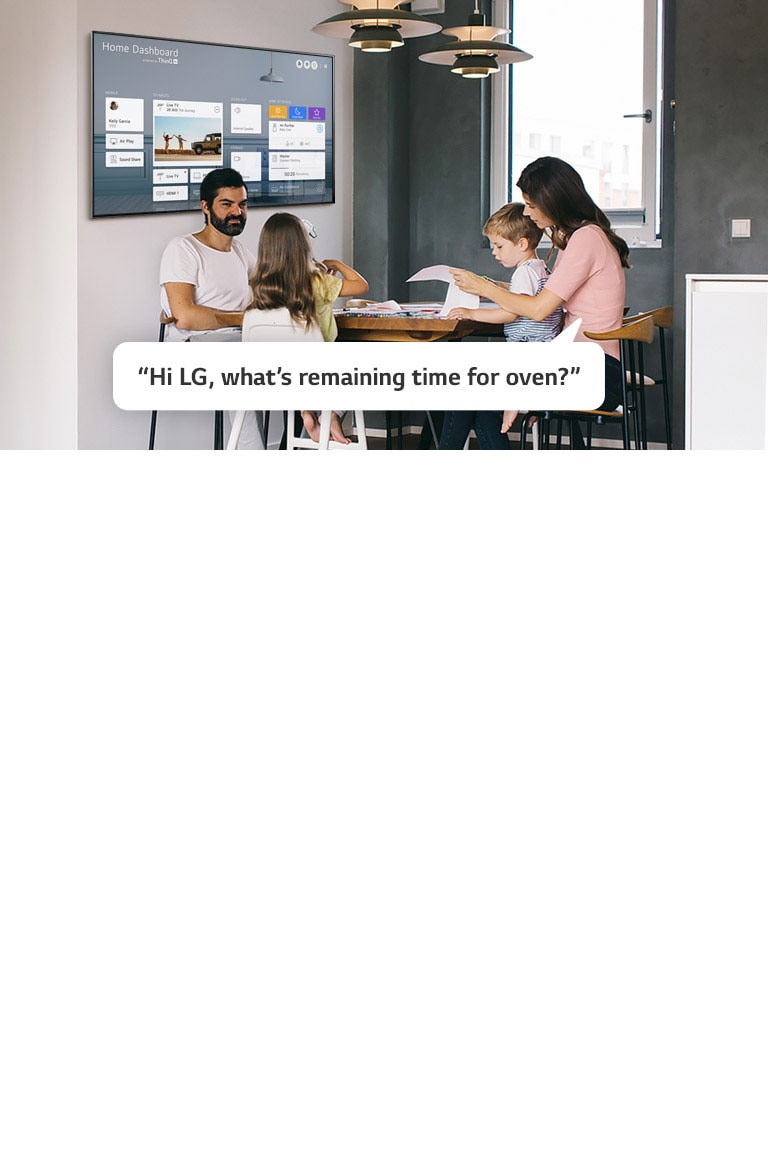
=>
[209,208,246,236]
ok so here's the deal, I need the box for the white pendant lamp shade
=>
[313,1,443,52]
[419,7,532,77]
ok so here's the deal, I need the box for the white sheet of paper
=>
[440,282,479,319]
[407,265,479,318]
[370,300,403,312]
[341,299,402,313]
[407,264,453,284]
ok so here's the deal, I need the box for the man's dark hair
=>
[200,168,247,212]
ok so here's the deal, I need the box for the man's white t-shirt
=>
[159,234,257,341]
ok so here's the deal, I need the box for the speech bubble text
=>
[114,340,606,412]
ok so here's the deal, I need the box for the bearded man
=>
[160,168,255,344]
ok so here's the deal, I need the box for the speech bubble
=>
[113,340,606,412]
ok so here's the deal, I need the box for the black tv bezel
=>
[91,30,336,219]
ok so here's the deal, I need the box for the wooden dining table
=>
[334,306,503,446]
[335,310,501,343]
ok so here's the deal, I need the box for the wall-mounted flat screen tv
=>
[92,31,334,218]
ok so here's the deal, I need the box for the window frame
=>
[490,0,663,249]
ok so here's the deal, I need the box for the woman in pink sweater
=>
[451,156,630,414]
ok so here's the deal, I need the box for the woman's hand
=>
[449,267,488,295]
[447,308,475,321]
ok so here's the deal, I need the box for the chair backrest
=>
[623,306,673,330]
[242,306,323,343]
[583,314,655,345]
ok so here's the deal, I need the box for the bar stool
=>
[148,314,224,450]
[623,307,673,449]
[518,413,541,449]
[539,314,655,449]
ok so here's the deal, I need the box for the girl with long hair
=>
[450,156,629,420]
[244,213,368,444]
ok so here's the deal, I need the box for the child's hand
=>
[501,410,518,433]
[449,267,487,295]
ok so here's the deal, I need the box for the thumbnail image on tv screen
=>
[92,31,334,217]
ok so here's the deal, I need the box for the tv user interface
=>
[92,32,334,217]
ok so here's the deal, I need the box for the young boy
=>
[444,202,563,446]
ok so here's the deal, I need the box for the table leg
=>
[418,411,443,449]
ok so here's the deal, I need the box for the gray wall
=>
[353,48,413,304]
[672,0,768,445]
[1,0,355,449]
[354,0,768,447]
[1,0,79,449]
[355,0,488,303]
[77,0,355,450]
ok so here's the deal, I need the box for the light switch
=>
[731,219,751,238]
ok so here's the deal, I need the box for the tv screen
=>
[92,31,334,217]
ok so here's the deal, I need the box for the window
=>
[491,0,663,248]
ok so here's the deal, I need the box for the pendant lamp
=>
[312,1,443,53]
[259,52,284,82]
[419,3,532,78]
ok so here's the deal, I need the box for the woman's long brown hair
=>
[248,213,319,328]
[517,156,631,269]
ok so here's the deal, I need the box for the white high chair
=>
[226,307,367,451]
[283,409,368,451]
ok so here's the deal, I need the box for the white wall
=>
[76,0,354,449]
[1,1,79,449]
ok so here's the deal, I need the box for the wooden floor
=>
[360,429,623,450]
[289,416,654,449]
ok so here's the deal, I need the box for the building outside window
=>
[494,0,663,248]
